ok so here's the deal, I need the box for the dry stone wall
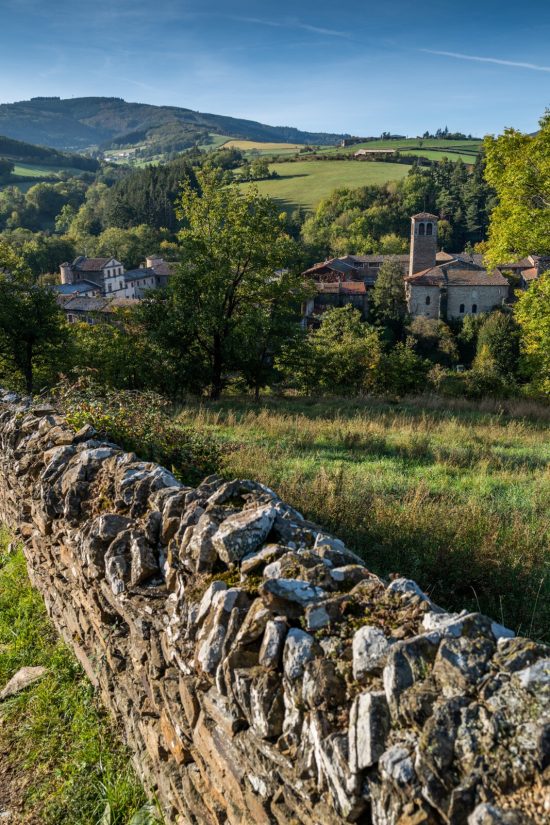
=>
[0,389,548,825]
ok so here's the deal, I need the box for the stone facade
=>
[446,284,509,320]
[409,213,438,276]
[0,390,548,825]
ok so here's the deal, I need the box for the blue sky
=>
[0,0,548,136]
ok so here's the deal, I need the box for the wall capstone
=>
[0,390,548,824]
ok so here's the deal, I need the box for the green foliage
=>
[514,270,550,394]
[484,111,550,266]
[476,311,520,376]
[277,306,382,396]
[0,243,67,392]
[371,256,407,332]
[0,536,147,824]
[300,154,495,259]
[170,169,300,398]
[407,317,459,367]
[374,342,431,395]
[54,373,221,485]
[102,158,197,232]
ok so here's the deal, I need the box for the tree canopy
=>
[483,111,550,266]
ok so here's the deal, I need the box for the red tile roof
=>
[315,281,366,294]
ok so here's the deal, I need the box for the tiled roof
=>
[405,264,508,287]
[411,212,439,221]
[346,254,409,264]
[124,267,156,283]
[152,261,174,276]
[302,258,356,276]
[50,280,100,295]
[498,258,532,270]
[315,281,367,294]
[73,257,113,272]
[405,266,446,286]
[61,296,113,312]
[521,267,539,282]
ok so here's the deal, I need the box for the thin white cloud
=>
[235,16,350,39]
[420,48,550,73]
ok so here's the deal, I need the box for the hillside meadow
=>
[174,395,550,642]
[319,137,482,161]
[237,158,412,210]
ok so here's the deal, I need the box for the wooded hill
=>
[0,97,347,153]
[0,134,99,171]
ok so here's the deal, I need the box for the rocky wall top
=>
[0,389,548,825]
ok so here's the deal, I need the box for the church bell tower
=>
[409,213,438,275]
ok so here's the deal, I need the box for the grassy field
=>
[175,395,550,641]
[238,159,412,211]
[0,531,156,825]
[223,139,306,155]
[321,137,482,153]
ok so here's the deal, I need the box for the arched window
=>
[459,303,465,313]
[426,222,433,236]
[472,304,477,313]
[418,223,425,236]
[425,295,431,305]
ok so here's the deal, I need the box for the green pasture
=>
[237,159,412,211]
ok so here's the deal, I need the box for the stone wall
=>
[0,390,548,825]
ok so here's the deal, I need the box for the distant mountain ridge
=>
[0,96,347,152]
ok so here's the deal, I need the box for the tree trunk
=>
[210,336,223,400]
[24,342,33,394]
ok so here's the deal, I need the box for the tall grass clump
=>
[54,372,220,486]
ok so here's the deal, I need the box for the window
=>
[459,303,465,313]
[426,222,433,236]
[472,304,477,314]
[120,281,123,290]
[425,295,431,305]
[108,283,112,292]
[418,223,425,236]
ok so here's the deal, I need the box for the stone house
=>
[57,255,175,300]
[302,212,519,321]
[57,295,138,325]
[60,257,125,291]
[404,262,508,320]
[405,214,511,319]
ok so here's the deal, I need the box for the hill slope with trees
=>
[0,97,347,153]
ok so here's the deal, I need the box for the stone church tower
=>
[409,212,438,275]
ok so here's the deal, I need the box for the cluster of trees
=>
[0,112,548,402]
[420,127,477,140]
[301,154,495,259]
[1,164,548,403]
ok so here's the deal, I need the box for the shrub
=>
[374,343,431,395]
[54,372,221,485]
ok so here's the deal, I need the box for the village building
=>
[59,257,124,290]
[301,281,368,322]
[301,212,534,323]
[54,255,175,302]
[57,295,139,325]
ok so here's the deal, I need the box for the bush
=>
[374,343,431,395]
[54,372,221,485]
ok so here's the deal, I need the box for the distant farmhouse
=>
[53,254,176,323]
[302,213,547,323]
